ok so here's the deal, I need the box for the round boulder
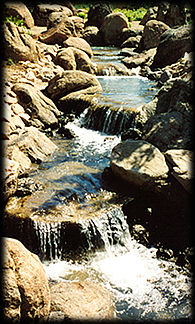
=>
[2,237,50,321]
[110,139,169,190]
[137,19,170,51]
[102,12,129,46]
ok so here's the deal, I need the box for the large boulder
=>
[39,20,76,45]
[49,281,114,320]
[33,3,73,26]
[3,1,34,28]
[137,19,170,51]
[102,12,129,45]
[45,70,102,101]
[6,126,57,165]
[164,149,192,193]
[110,139,169,190]
[12,83,60,129]
[151,24,192,69]
[3,21,42,62]
[45,70,102,114]
[2,237,50,321]
[156,2,187,27]
[142,111,192,152]
[54,47,96,74]
[85,3,112,29]
[82,26,104,46]
[63,36,93,58]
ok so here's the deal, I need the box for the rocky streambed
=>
[2,2,192,322]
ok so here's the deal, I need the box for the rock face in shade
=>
[49,281,114,320]
[2,237,50,321]
[102,12,129,45]
[165,149,193,193]
[151,24,192,69]
[110,139,169,190]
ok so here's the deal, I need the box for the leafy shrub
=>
[3,15,25,27]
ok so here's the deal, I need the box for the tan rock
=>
[2,237,50,320]
[46,70,102,101]
[3,1,34,28]
[165,149,193,193]
[63,36,93,58]
[50,281,114,320]
[110,139,169,190]
[3,21,42,63]
[39,20,75,45]
[3,158,20,200]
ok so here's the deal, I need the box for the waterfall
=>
[80,106,135,135]
[32,206,131,261]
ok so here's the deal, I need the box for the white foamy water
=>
[44,240,192,320]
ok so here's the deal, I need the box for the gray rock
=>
[151,24,192,69]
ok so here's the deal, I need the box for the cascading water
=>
[6,46,192,321]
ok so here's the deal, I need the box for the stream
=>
[6,47,192,320]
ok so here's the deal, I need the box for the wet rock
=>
[121,128,142,141]
[120,48,137,57]
[16,176,43,197]
[33,3,73,26]
[151,24,192,69]
[96,63,130,76]
[49,281,114,320]
[85,3,112,29]
[63,36,93,58]
[122,48,156,69]
[137,20,170,52]
[3,2,34,28]
[3,21,42,63]
[2,237,50,321]
[110,139,169,190]
[12,83,60,130]
[102,12,129,46]
[164,149,192,193]
[3,158,20,200]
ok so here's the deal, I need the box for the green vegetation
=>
[6,58,15,65]
[113,7,147,22]
[3,15,25,27]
